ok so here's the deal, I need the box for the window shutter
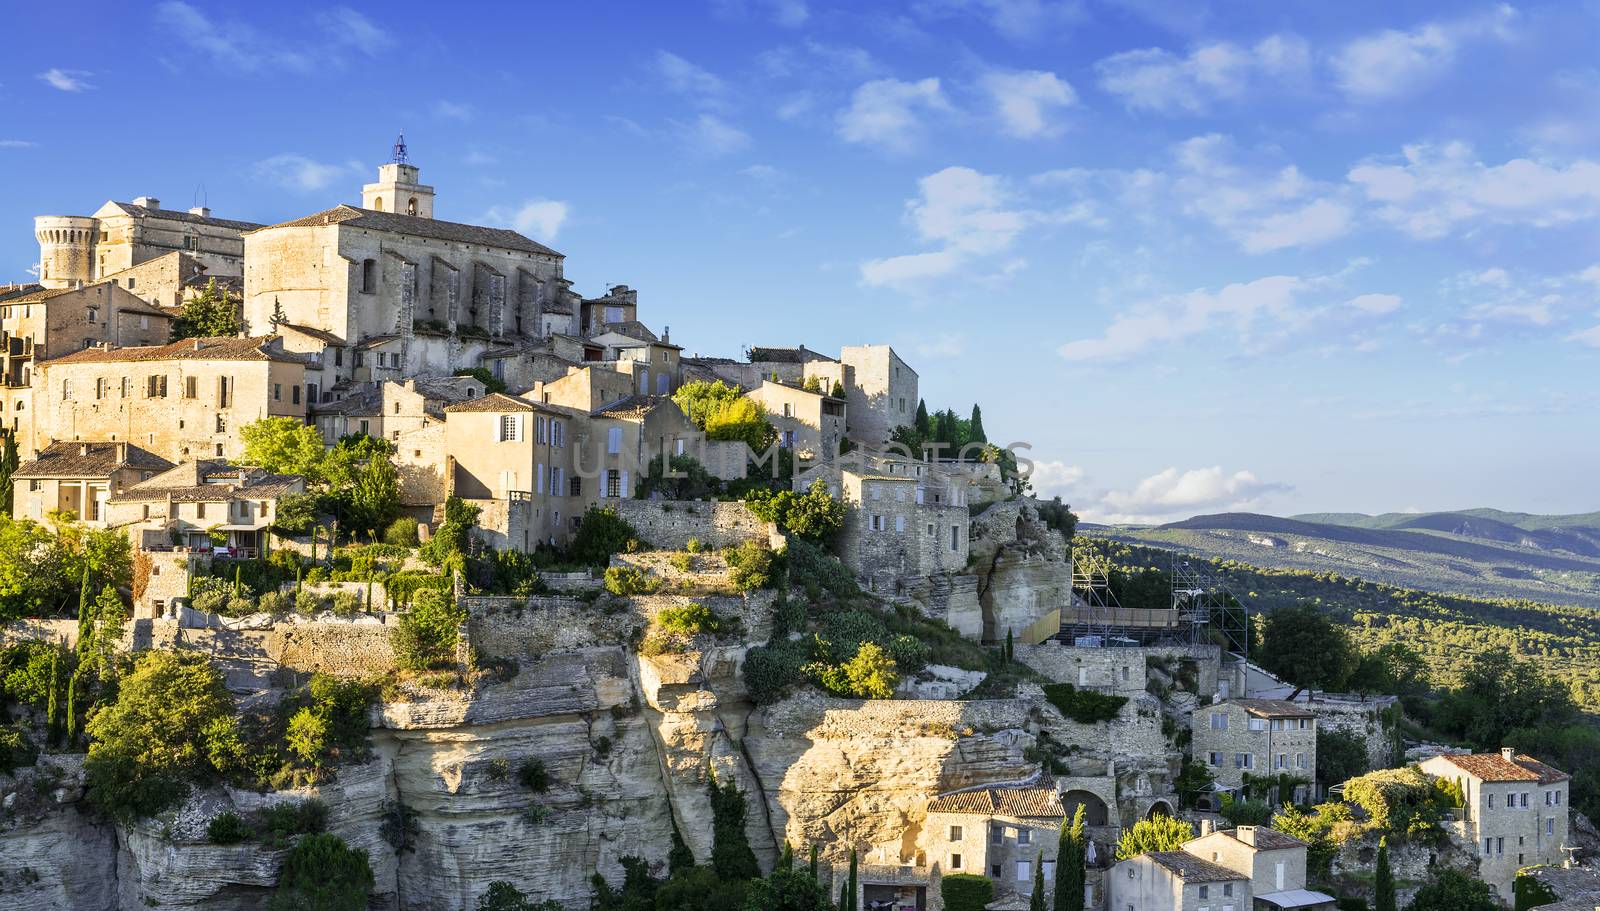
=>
[620,470,629,497]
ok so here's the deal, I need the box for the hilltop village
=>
[0,149,1592,911]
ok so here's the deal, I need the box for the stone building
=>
[100,251,239,311]
[923,787,1065,906]
[839,344,917,444]
[32,336,308,463]
[34,197,259,291]
[241,161,570,380]
[311,375,487,444]
[1183,825,1334,909]
[106,460,304,557]
[443,392,583,549]
[1191,699,1317,804]
[10,441,172,526]
[745,379,847,462]
[1419,749,1571,898]
[1107,850,1250,911]
[835,463,970,596]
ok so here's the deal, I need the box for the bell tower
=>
[362,133,435,218]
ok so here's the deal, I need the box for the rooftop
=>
[103,200,264,232]
[42,335,307,366]
[444,392,537,414]
[1224,699,1316,720]
[1431,751,1570,784]
[926,787,1064,818]
[254,205,561,258]
[13,441,173,480]
[592,394,669,420]
[748,344,836,364]
[110,461,302,503]
[1145,851,1247,883]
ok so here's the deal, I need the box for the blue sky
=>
[4,1,1599,522]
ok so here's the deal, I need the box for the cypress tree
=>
[1055,804,1086,911]
[76,562,93,648]
[779,841,794,871]
[0,430,17,514]
[1375,836,1395,911]
[809,843,819,879]
[708,772,760,881]
[831,380,844,400]
[65,669,77,742]
[914,399,930,435]
[845,848,858,911]
[46,647,59,737]
[969,404,987,444]
[1029,854,1047,911]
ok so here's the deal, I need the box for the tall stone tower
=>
[34,215,99,289]
[362,134,434,218]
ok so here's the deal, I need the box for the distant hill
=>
[1095,509,1600,610]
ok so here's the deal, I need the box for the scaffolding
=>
[1169,553,1251,660]
[1057,540,1251,655]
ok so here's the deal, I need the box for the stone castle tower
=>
[34,215,99,289]
[361,134,435,217]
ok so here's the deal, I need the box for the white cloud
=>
[713,0,809,28]
[653,51,727,107]
[981,70,1076,138]
[0,140,37,149]
[1058,274,1305,362]
[1470,267,1512,289]
[1092,466,1291,524]
[1095,33,1309,114]
[1579,264,1600,286]
[1026,460,1086,500]
[907,332,966,360]
[836,77,950,153]
[1348,142,1600,238]
[1348,293,1403,314]
[675,114,751,157]
[1332,6,1517,102]
[484,199,570,242]
[253,155,355,192]
[154,2,390,73]
[38,68,92,92]
[1170,134,1351,253]
[1570,325,1600,348]
[917,0,1088,42]
[739,164,785,180]
[860,250,965,288]
[432,101,473,121]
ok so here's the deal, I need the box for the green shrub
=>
[207,811,253,845]
[669,552,695,573]
[391,589,466,671]
[189,576,234,614]
[329,590,362,618]
[261,798,330,847]
[724,541,774,592]
[1514,872,1559,911]
[267,833,373,911]
[1115,815,1195,860]
[743,640,809,705]
[603,565,661,596]
[1,641,60,708]
[1219,793,1273,826]
[940,873,994,911]
[1042,683,1128,724]
[383,518,420,548]
[258,590,292,615]
[518,757,550,792]
[386,570,450,607]
[569,508,641,567]
[657,602,719,637]
[782,539,857,599]
[0,724,35,775]
[685,538,703,554]
[1342,766,1451,838]
[807,641,898,699]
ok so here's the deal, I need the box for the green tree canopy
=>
[1403,869,1497,911]
[170,279,242,340]
[1114,815,1195,860]
[742,867,832,911]
[1054,803,1087,911]
[1256,605,1358,696]
[267,833,375,911]
[240,418,327,482]
[673,381,744,429]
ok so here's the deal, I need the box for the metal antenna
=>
[392,131,409,164]
[193,183,208,209]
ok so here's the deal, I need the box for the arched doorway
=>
[1146,800,1174,819]
[1062,790,1110,827]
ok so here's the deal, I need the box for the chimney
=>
[116,442,128,463]
[79,443,89,457]
[1235,826,1257,846]
[193,339,203,351]
[189,206,210,218]
[133,196,161,210]
[1502,747,1517,761]
[1199,819,1215,836]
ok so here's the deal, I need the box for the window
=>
[607,427,623,454]
[1271,719,1285,731]
[358,419,369,436]
[870,484,881,500]
[1549,819,1555,836]
[1211,712,1228,730]
[552,467,564,493]
[335,348,344,367]
[537,464,546,494]
[949,854,962,871]
[292,386,301,405]
[894,515,905,532]
[551,420,564,447]
[361,258,377,293]
[499,414,523,442]
[1209,751,1223,766]
[605,305,622,323]
[1249,718,1266,731]
[951,525,960,551]
[657,374,669,394]
[95,377,106,399]
[1223,884,1233,897]
[606,469,622,498]
[1235,753,1254,770]
[183,235,197,251]
[1296,752,1307,769]
[1017,829,1030,846]
[1200,886,1209,899]
[120,377,130,397]
[215,414,226,433]
[569,476,582,497]
[196,502,207,519]
[185,376,198,398]
[991,825,1003,845]
[218,376,230,407]
[1489,795,1496,809]
[61,378,72,401]
[870,514,885,531]
[273,383,282,401]
[948,826,962,841]
[1276,753,1287,769]
[86,306,97,323]
[1015,861,1029,882]
[537,416,548,444]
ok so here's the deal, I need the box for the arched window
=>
[407,197,418,216]
[373,198,384,211]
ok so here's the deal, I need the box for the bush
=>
[604,565,661,596]
[329,590,362,618]
[207,810,253,845]
[743,640,809,705]
[0,724,35,775]
[1,641,59,708]
[391,589,466,671]
[1219,793,1273,826]
[84,651,235,823]
[782,539,856,599]
[268,833,374,911]
[657,602,720,637]
[940,873,994,911]
[1042,683,1128,724]
[669,552,695,573]
[1115,815,1195,860]
[724,541,774,592]
[808,641,898,699]
[569,508,641,567]
[386,570,450,607]
[189,576,234,615]
[258,590,292,615]
[382,517,419,547]
[686,538,703,554]
[261,798,330,847]
[1342,766,1451,838]
[518,757,550,792]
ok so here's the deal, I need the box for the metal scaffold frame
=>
[1057,539,1252,655]
[1169,553,1251,660]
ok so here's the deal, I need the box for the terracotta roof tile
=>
[1435,753,1570,784]
[444,392,536,413]
[255,205,561,258]
[1146,852,1248,882]
[1219,827,1307,851]
[927,787,1064,818]
[1227,699,1316,719]
[42,335,307,366]
[13,441,173,479]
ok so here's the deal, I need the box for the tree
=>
[267,833,374,911]
[286,707,329,767]
[241,418,327,482]
[705,397,776,452]
[1347,642,1424,699]
[170,279,242,340]
[830,380,844,400]
[567,507,639,567]
[1055,803,1086,911]
[1374,837,1395,911]
[1029,854,1046,911]
[968,404,986,444]
[673,380,745,429]
[84,650,235,822]
[0,517,71,621]
[345,452,401,537]
[638,454,719,500]
[0,431,17,514]
[743,867,831,911]
[420,495,480,571]
[1402,869,1497,911]
[477,881,553,911]
[838,642,898,699]
[273,493,319,536]
[1256,605,1357,697]
[391,588,466,671]
[1317,729,1370,795]
[844,848,858,911]
[1435,650,1576,751]
[914,399,930,436]
[710,774,761,882]
[940,874,994,911]
[1114,815,1195,860]
[742,480,844,545]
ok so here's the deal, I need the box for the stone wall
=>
[0,619,78,650]
[262,620,398,677]
[613,499,777,551]
[1304,695,1400,771]
[1018,643,1221,698]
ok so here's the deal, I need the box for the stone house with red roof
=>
[1420,749,1571,897]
